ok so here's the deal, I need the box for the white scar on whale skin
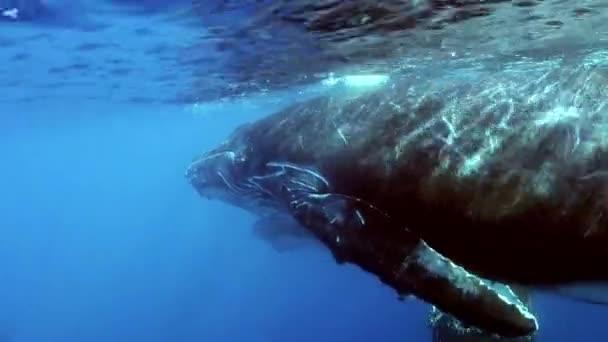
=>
[266,162,330,188]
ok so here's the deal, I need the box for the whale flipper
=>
[285,190,538,338]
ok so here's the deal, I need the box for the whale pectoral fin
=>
[282,193,538,337]
[396,241,538,338]
[284,191,538,337]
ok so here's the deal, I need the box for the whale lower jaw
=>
[542,282,608,305]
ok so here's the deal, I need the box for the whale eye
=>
[233,151,246,164]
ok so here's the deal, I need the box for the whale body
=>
[187,63,608,337]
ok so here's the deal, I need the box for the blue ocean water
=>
[1,1,608,341]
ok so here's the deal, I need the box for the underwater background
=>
[1,1,608,341]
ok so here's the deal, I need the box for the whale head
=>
[185,143,266,212]
[185,129,299,219]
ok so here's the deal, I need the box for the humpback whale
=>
[186,63,608,337]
